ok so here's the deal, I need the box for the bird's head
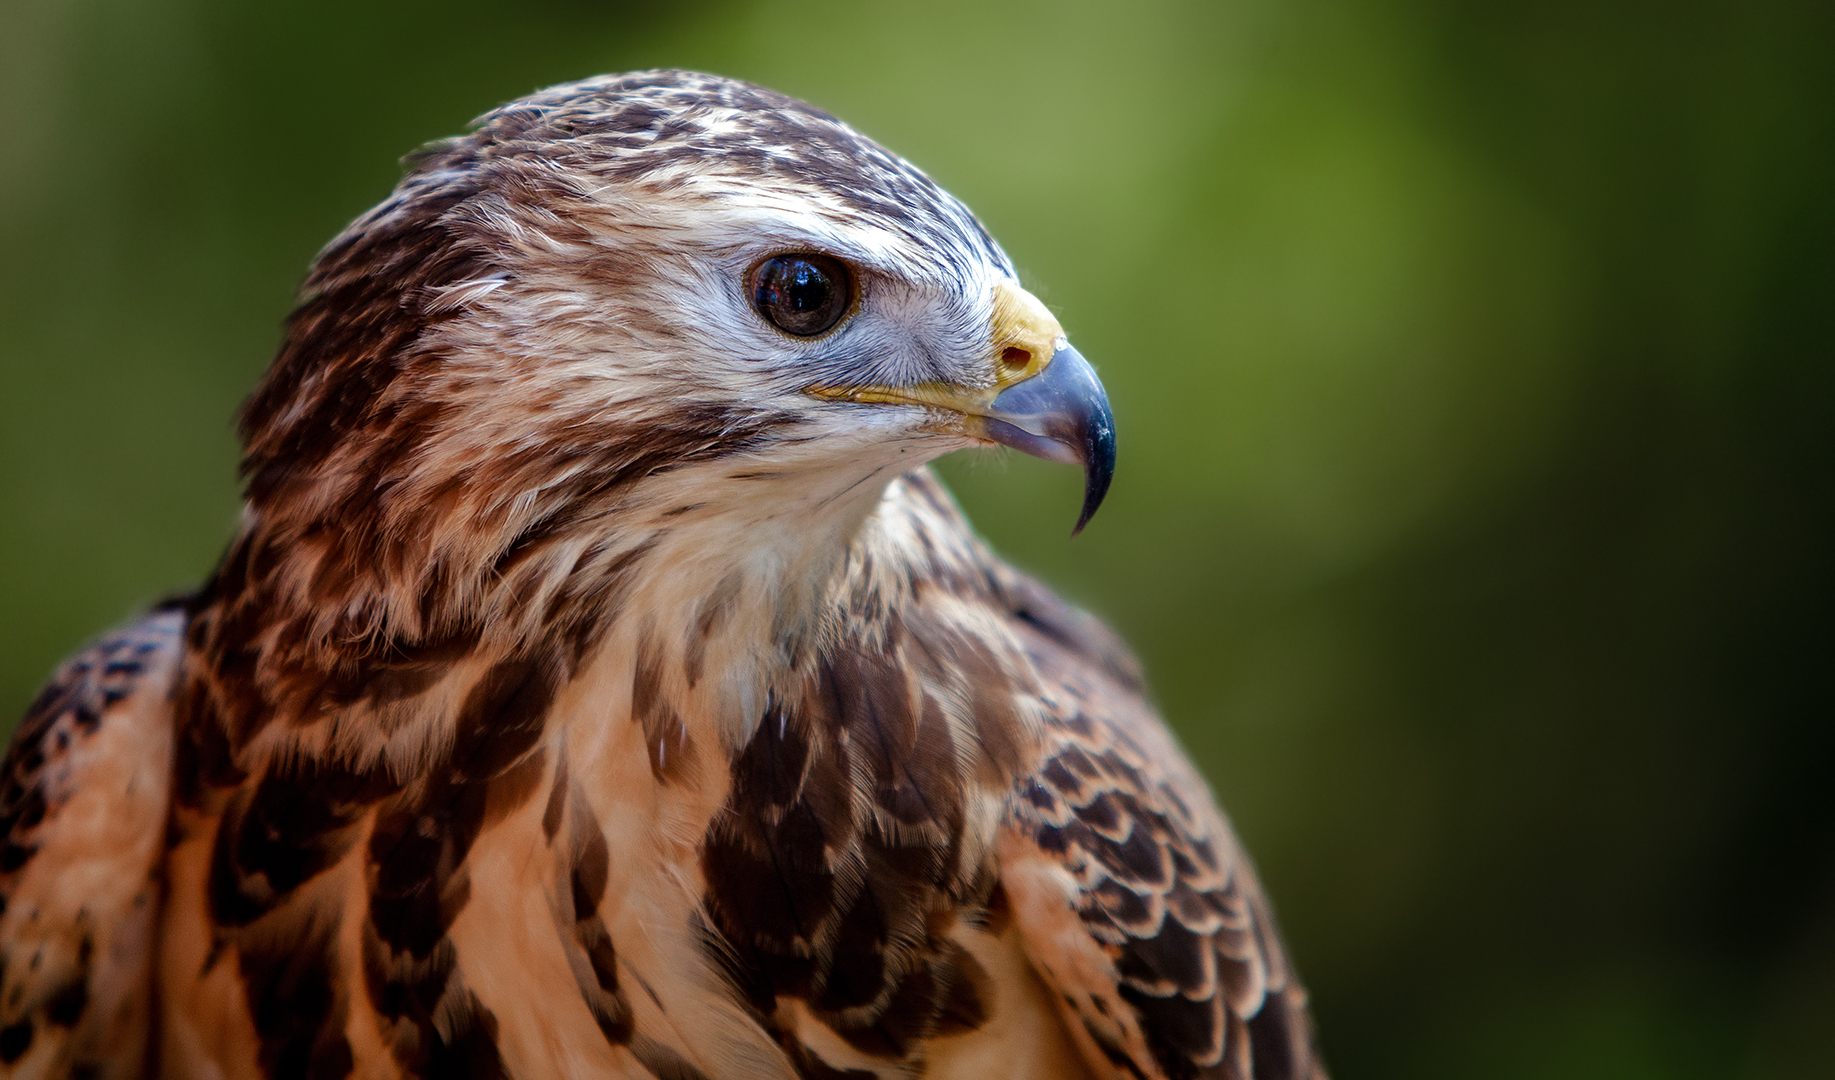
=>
[232,71,1113,650]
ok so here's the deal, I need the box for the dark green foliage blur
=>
[2,0,1829,1075]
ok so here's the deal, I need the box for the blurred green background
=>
[2,0,1830,1075]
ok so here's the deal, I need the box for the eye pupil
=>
[753,254,850,336]
[785,264,823,310]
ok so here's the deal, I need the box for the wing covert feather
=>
[994,577,1325,1080]
[0,603,184,1080]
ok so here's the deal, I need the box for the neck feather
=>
[177,453,996,797]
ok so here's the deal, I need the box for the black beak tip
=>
[1071,411,1116,536]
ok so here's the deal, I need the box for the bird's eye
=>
[751,254,852,337]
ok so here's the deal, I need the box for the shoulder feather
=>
[0,603,185,1079]
[991,576,1325,1080]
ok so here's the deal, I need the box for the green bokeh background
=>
[2,1,1830,1075]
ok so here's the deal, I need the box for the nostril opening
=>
[1000,346,1031,370]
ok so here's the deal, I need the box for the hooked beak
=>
[970,344,1115,534]
[806,280,1117,535]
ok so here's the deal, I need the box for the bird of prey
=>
[0,71,1325,1080]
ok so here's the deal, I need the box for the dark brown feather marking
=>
[542,749,570,842]
[0,1021,32,1063]
[1,605,185,867]
[425,986,510,1080]
[907,623,1027,781]
[448,651,564,783]
[201,649,561,1078]
[628,1038,715,1080]
[633,632,692,784]
[701,613,999,1071]
[207,758,399,928]
[783,1038,877,1080]
[0,606,184,1075]
[571,829,610,921]
[43,966,86,1028]
[482,746,549,831]
[550,793,638,1048]
[177,635,557,1079]
[552,536,663,669]
[1002,575,1327,1080]
[235,905,353,1080]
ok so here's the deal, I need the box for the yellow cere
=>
[987,279,1064,390]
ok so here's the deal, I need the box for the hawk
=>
[0,71,1326,1080]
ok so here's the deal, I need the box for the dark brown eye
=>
[751,253,851,337]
